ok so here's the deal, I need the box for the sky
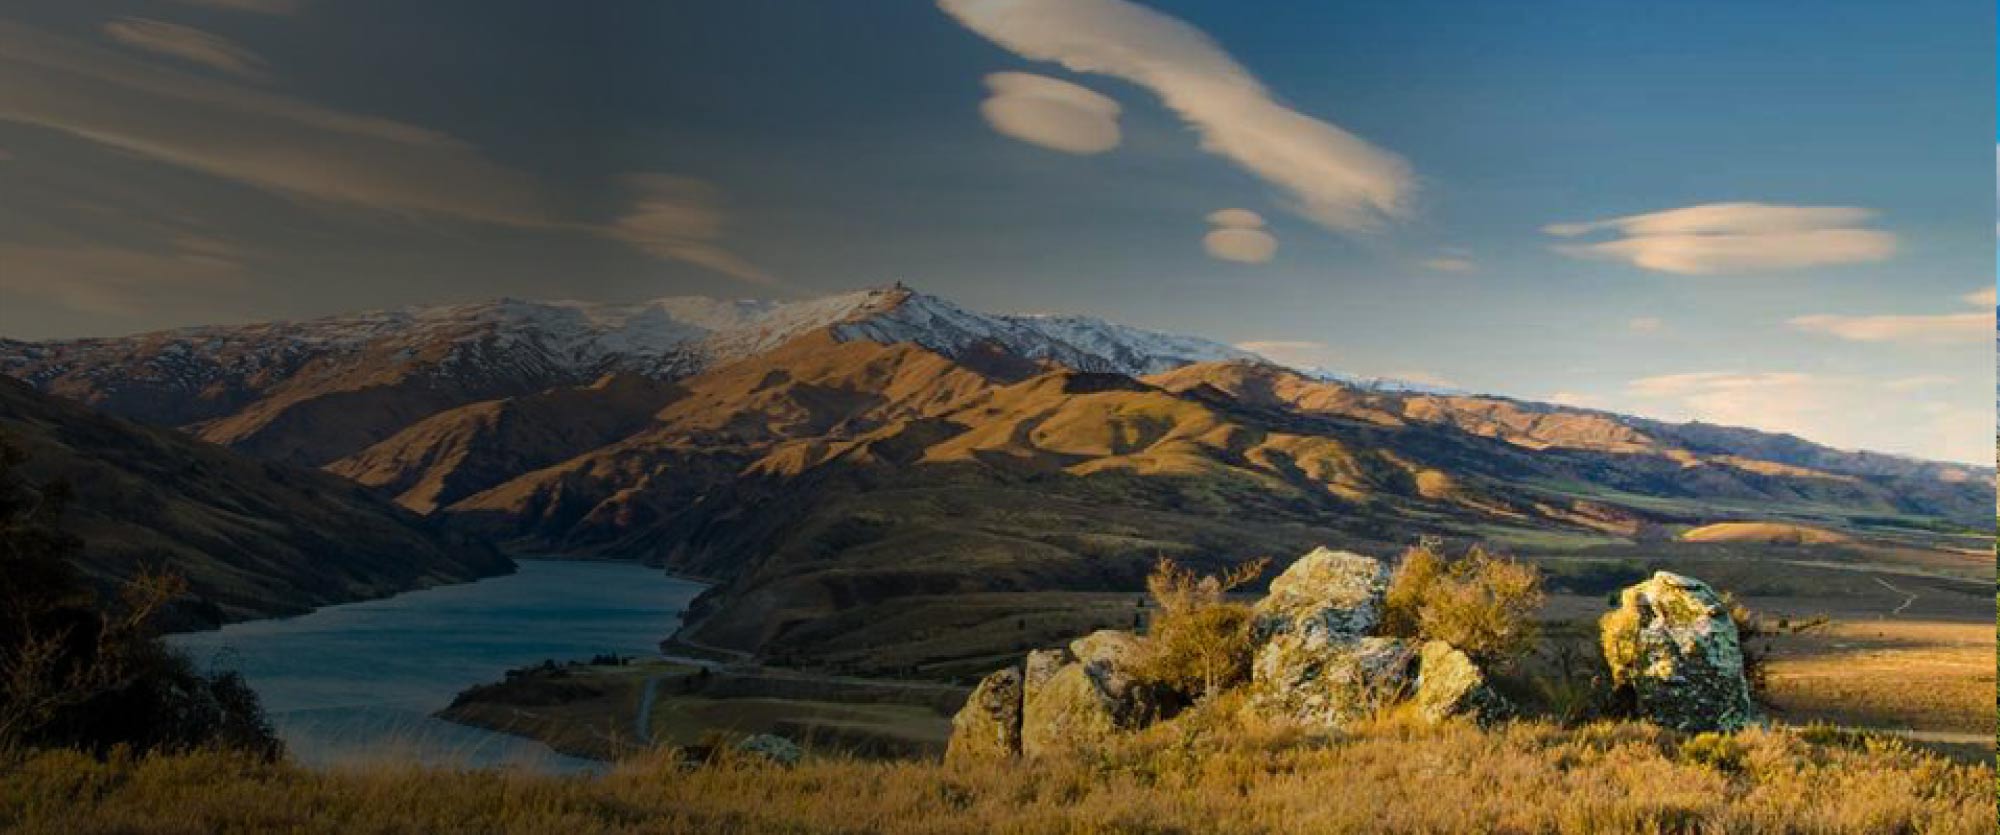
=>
[0,0,1992,464]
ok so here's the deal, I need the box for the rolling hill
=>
[2,287,1988,666]
[0,376,512,626]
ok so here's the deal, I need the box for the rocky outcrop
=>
[945,667,1022,763]
[1251,546,1389,644]
[1021,631,1162,757]
[948,630,1164,760]
[1247,548,1408,728]
[1600,572,1757,732]
[1413,640,1508,724]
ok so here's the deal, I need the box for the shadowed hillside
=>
[0,377,511,626]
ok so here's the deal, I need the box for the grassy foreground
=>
[3,715,1989,834]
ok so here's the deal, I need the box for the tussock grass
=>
[3,714,1988,834]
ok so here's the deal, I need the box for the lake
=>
[168,559,707,774]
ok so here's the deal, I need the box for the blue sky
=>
[0,0,1990,463]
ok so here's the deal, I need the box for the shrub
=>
[1133,557,1268,701]
[0,433,280,759]
[1679,731,1747,772]
[1380,542,1544,667]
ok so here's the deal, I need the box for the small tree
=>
[1133,556,1269,700]
[1380,541,1544,667]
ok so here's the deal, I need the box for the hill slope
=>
[0,377,512,625]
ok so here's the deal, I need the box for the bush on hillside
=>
[0,434,280,759]
[1133,556,1269,701]
[1379,540,1543,667]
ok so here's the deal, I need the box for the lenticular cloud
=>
[940,0,1414,234]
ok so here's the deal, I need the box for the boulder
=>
[1413,640,1508,724]
[1252,547,1389,644]
[1600,571,1756,732]
[945,665,1023,763]
[732,733,803,766]
[1253,635,1415,729]
[1020,630,1158,757]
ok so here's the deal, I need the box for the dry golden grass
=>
[1760,619,1995,741]
[3,712,1989,835]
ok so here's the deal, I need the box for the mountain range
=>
[3,286,1988,667]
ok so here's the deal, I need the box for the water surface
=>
[169,559,706,773]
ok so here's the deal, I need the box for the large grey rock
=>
[1021,630,1159,757]
[1252,547,1389,644]
[1413,640,1508,724]
[1253,635,1415,729]
[945,666,1023,762]
[1600,571,1756,732]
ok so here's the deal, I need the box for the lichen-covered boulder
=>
[1600,571,1756,732]
[1413,640,1508,724]
[1252,547,1389,644]
[733,733,802,766]
[1020,630,1159,757]
[1252,635,1415,728]
[945,666,1023,762]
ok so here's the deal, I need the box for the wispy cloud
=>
[939,0,1413,234]
[604,175,779,287]
[1787,286,1994,345]
[1544,202,1896,274]
[103,18,272,82]
[1202,208,1275,263]
[0,21,775,286]
[1627,316,1664,334]
[979,72,1121,154]
[0,238,244,317]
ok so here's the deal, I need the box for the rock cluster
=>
[949,550,1761,761]
[1599,571,1757,732]
[948,546,1504,762]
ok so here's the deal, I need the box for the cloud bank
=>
[940,0,1413,233]
[1544,202,1896,274]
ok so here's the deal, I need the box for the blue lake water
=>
[168,559,707,774]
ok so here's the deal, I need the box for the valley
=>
[4,286,1988,676]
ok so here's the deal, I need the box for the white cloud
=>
[979,72,1121,154]
[1421,256,1475,273]
[1201,206,1274,263]
[103,18,271,83]
[940,0,1412,234]
[1203,228,1276,263]
[1787,312,1988,344]
[1206,208,1264,229]
[1621,371,1988,464]
[1627,316,1664,334]
[1787,287,1995,345]
[1544,202,1896,275]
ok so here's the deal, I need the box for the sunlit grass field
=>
[3,712,1989,834]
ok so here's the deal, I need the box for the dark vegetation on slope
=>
[0,378,512,626]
